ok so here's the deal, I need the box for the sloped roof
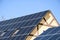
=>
[34,26,60,40]
[0,10,49,40]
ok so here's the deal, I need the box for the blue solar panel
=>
[48,27,60,34]
[0,10,49,40]
[34,26,60,40]
[11,36,26,40]
[48,34,60,40]
[3,30,14,37]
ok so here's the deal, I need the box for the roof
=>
[0,10,50,40]
[34,26,60,40]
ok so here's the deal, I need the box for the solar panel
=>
[34,26,60,40]
[0,10,48,40]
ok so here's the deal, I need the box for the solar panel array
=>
[34,26,60,40]
[0,10,48,40]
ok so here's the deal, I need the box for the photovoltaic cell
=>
[0,10,48,40]
[34,26,60,40]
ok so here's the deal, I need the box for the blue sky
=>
[0,0,60,23]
